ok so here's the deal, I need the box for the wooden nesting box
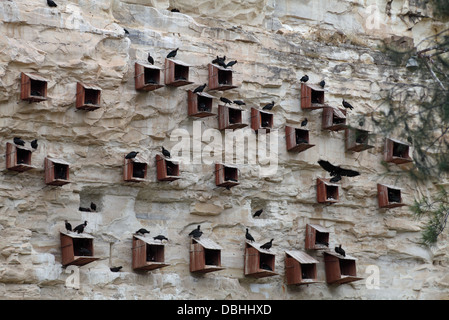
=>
[123,154,147,182]
[323,251,363,285]
[44,157,70,186]
[300,83,326,110]
[134,62,164,91]
[5,142,35,172]
[316,178,339,204]
[218,105,247,130]
[384,138,412,164]
[76,82,101,111]
[285,126,315,153]
[156,154,180,181]
[60,231,99,267]
[215,163,239,189]
[187,90,216,118]
[164,58,193,87]
[132,235,170,271]
[190,237,224,273]
[244,241,277,278]
[208,63,237,91]
[322,107,347,131]
[345,128,374,152]
[305,223,330,250]
[377,184,406,209]
[285,250,320,285]
[251,107,273,133]
[20,72,48,102]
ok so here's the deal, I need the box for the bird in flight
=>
[318,160,360,179]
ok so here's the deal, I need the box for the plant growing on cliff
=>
[410,186,449,246]
[373,27,449,246]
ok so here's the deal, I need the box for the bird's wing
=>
[318,160,337,174]
[339,168,360,177]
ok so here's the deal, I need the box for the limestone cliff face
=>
[0,0,448,299]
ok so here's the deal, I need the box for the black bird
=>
[212,56,223,64]
[342,99,354,110]
[90,202,97,212]
[220,97,232,105]
[233,100,246,106]
[301,118,308,127]
[226,60,237,68]
[31,139,38,149]
[262,101,274,110]
[171,8,180,12]
[110,266,122,272]
[245,228,255,242]
[166,48,179,59]
[188,225,203,239]
[329,175,342,183]
[162,146,171,158]
[65,220,72,232]
[193,83,207,93]
[73,221,87,234]
[319,80,325,88]
[253,209,263,217]
[47,0,57,7]
[335,244,346,257]
[318,160,360,178]
[123,28,129,35]
[125,151,138,159]
[153,235,169,242]
[135,228,150,235]
[147,53,154,65]
[260,239,274,250]
[212,56,227,68]
[13,137,25,146]
[300,75,309,83]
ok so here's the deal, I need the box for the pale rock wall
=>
[0,0,448,300]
